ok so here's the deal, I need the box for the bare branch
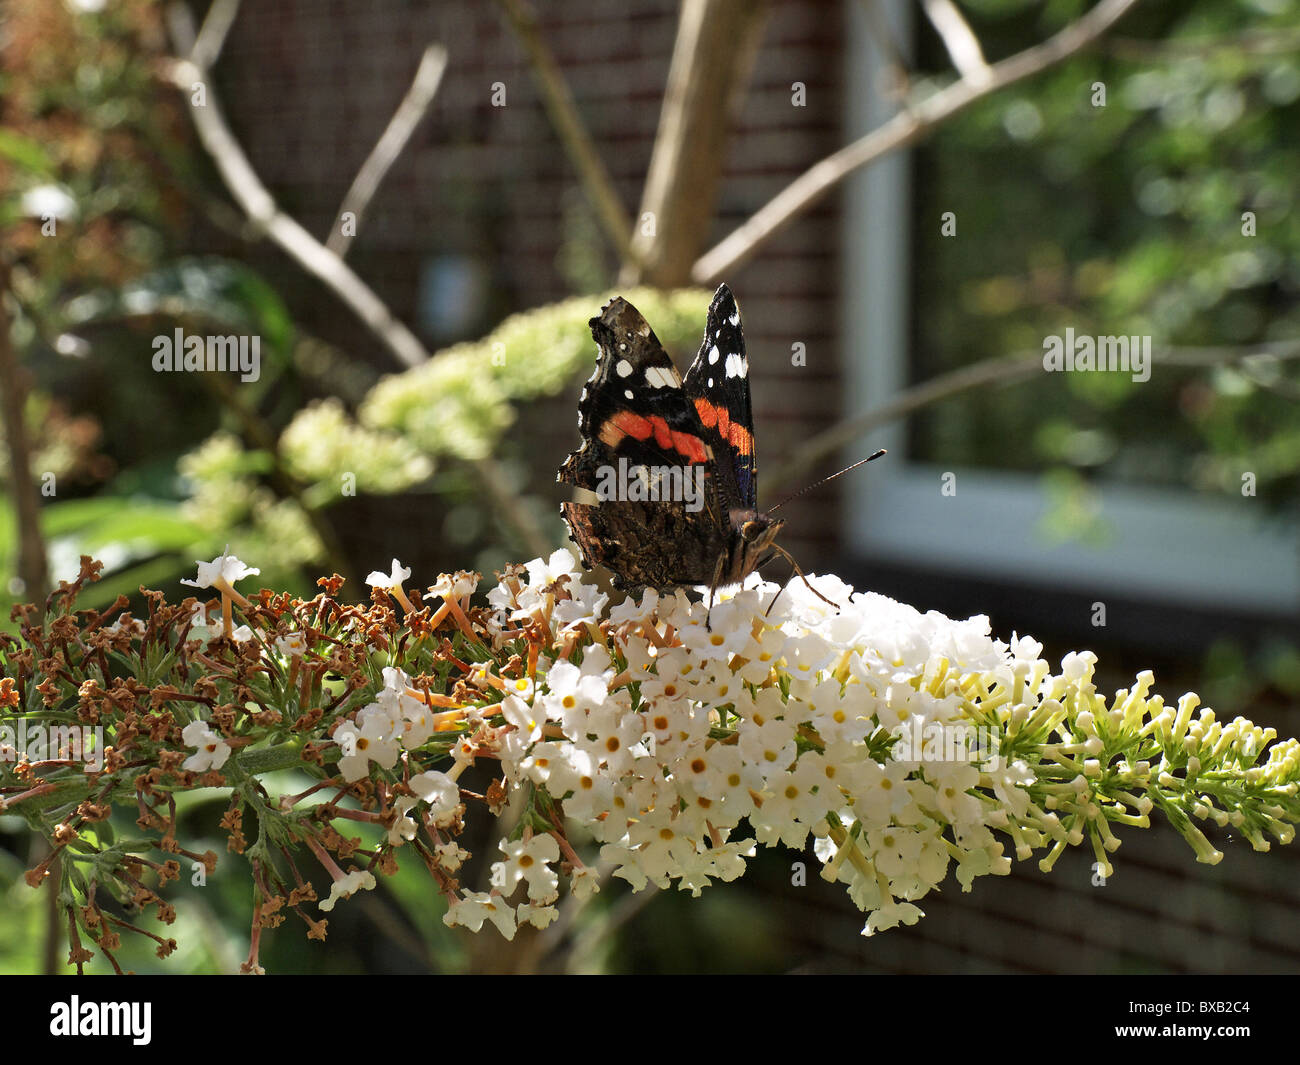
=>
[919,0,991,85]
[692,0,1142,285]
[496,0,633,263]
[190,0,241,71]
[165,2,558,565]
[166,2,430,369]
[620,0,772,287]
[766,338,1300,494]
[327,44,449,260]
[0,268,50,603]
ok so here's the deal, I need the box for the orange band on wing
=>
[600,412,708,464]
[601,411,652,448]
[670,429,708,464]
[693,398,753,456]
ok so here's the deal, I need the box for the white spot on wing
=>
[644,365,679,389]
[624,389,633,399]
[708,345,719,365]
[729,312,740,326]
[616,359,633,378]
[725,352,748,379]
[707,377,714,388]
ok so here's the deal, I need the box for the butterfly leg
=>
[764,580,787,619]
[764,544,841,617]
[754,554,791,618]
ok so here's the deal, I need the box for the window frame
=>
[839,0,1300,615]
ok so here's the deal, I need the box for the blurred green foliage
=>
[0,6,711,615]
[913,0,1300,507]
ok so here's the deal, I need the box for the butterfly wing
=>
[558,295,729,588]
[682,284,757,511]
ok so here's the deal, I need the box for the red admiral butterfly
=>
[557,284,882,605]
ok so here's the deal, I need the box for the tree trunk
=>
[621,0,771,288]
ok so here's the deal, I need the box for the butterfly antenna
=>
[767,449,887,513]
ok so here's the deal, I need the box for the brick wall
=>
[214,0,847,568]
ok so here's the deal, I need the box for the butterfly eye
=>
[742,521,760,542]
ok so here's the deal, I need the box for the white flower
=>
[552,582,610,631]
[525,548,579,589]
[443,891,516,939]
[849,757,921,829]
[1009,632,1044,664]
[539,660,607,728]
[517,903,559,929]
[480,552,1268,942]
[366,558,411,590]
[680,742,758,826]
[862,898,925,936]
[578,705,645,773]
[570,865,601,900]
[608,588,660,626]
[335,708,402,781]
[430,570,480,600]
[320,869,376,912]
[388,796,419,845]
[735,627,786,684]
[180,548,260,592]
[782,633,835,681]
[1062,650,1099,685]
[186,602,214,631]
[624,813,701,887]
[677,597,753,659]
[377,671,439,743]
[644,698,709,765]
[435,841,469,871]
[397,694,436,750]
[381,665,412,692]
[984,758,1035,819]
[492,834,561,903]
[803,677,871,743]
[547,745,613,822]
[410,770,462,828]
[181,720,231,772]
[737,693,798,780]
[928,760,984,825]
[21,184,77,220]
[276,632,308,657]
[500,692,545,747]
[749,754,828,848]
[502,674,536,701]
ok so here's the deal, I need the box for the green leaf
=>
[39,497,202,552]
[0,130,54,175]
[63,256,295,363]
